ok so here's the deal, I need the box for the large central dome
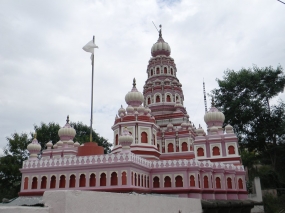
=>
[151,27,171,57]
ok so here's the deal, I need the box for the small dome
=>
[126,105,134,115]
[74,142,80,148]
[204,100,225,126]
[144,106,151,115]
[57,140,63,147]
[125,78,144,107]
[225,124,234,134]
[27,133,41,159]
[58,116,76,140]
[210,126,219,135]
[167,122,173,128]
[46,141,53,149]
[67,140,74,146]
[181,121,188,129]
[151,27,171,57]
[195,126,205,136]
[137,105,145,115]
[53,144,58,149]
[118,105,126,116]
[119,128,133,144]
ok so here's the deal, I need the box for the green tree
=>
[211,65,285,187]
[0,121,111,201]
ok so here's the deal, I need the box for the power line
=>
[277,0,285,4]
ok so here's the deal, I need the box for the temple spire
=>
[133,78,136,87]
[66,115,70,124]
[159,24,162,38]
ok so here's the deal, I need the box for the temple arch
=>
[175,175,183,187]
[227,177,232,189]
[31,177,38,189]
[153,176,160,188]
[59,175,66,188]
[156,67,160,74]
[50,175,56,189]
[182,142,188,152]
[203,176,209,188]
[212,146,220,156]
[190,175,195,187]
[164,67,167,74]
[141,132,148,143]
[156,95,161,103]
[110,172,118,186]
[69,174,76,188]
[122,171,127,185]
[40,176,47,189]
[215,177,221,189]
[197,147,204,156]
[168,143,174,153]
[164,176,171,187]
[115,134,118,146]
[100,173,107,186]
[89,173,96,187]
[24,177,29,190]
[79,174,86,187]
[238,178,243,189]
[228,145,235,154]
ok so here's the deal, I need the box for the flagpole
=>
[90,35,95,142]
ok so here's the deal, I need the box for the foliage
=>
[263,194,285,213]
[211,65,285,188]
[0,121,111,201]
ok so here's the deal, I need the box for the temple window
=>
[182,142,188,152]
[135,173,137,186]
[156,68,160,74]
[69,175,76,188]
[198,174,201,188]
[156,95,160,103]
[151,69,153,76]
[31,177,38,189]
[166,95,171,102]
[148,97,151,105]
[110,172,118,186]
[216,177,221,189]
[197,147,204,156]
[212,147,220,156]
[175,175,183,187]
[147,176,150,188]
[203,176,209,188]
[164,176,171,187]
[157,144,160,151]
[228,145,235,154]
[153,134,156,145]
[141,132,148,143]
[122,172,127,185]
[79,174,86,187]
[238,178,243,189]
[100,173,106,186]
[227,177,232,189]
[168,143,174,153]
[144,175,147,188]
[171,68,173,75]
[41,176,47,189]
[190,175,195,187]
[59,175,66,188]
[115,134,118,146]
[153,176,160,188]
[131,172,133,185]
[90,174,96,187]
[138,174,141,186]
[164,67,167,74]
[50,175,56,189]
[24,177,29,190]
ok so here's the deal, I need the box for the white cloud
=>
[0,0,284,149]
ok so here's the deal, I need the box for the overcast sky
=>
[0,0,284,155]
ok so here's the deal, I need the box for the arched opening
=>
[171,68,173,75]
[212,147,220,156]
[90,174,96,187]
[153,176,160,188]
[50,176,56,189]
[141,132,148,143]
[110,172,118,186]
[69,175,76,188]
[203,176,209,188]
[156,68,160,74]
[197,148,204,156]
[147,176,149,188]
[115,134,118,146]
[151,69,153,76]
[164,67,167,74]
[216,177,221,189]
[182,142,188,152]
[59,175,66,188]
[190,175,195,187]
[135,173,137,186]
[168,143,174,153]
[148,97,151,105]
[153,134,156,145]
[24,177,29,190]
[238,178,243,189]
[122,172,127,185]
[166,95,171,102]
[227,177,232,189]
[175,176,183,187]
[157,144,160,151]
[100,173,106,186]
[79,174,86,187]
[32,177,38,189]
[228,146,235,154]
[156,95,160,103]
[144,176,146,188]
[41,176,47,189]
[138,174,140,186]
[131,172,133,185]
[164,176,171,187]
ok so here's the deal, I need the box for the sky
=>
[0,0,285,155]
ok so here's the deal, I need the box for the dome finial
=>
[34,132,37,139]
[211,98,215,107]
[133,78,136,88]
[159,24,162,38]
[66,115,70,124]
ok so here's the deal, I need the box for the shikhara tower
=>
[19,27,246,200]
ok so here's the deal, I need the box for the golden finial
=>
[133,78,136,87]
[34,132,37,139]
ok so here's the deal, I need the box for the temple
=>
[19,27,247,200]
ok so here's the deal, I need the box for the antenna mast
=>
[203,80,208,113]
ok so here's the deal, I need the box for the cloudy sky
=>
[1,0,284,155]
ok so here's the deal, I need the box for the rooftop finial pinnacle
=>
[66,115,70,124]
[211,98,215,107]
[34,132,37,139]
[159,24,162,38]
[133,78,136,87]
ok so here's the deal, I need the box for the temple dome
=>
[204,100,225,127]
[58,116,76,140]
[151,27,171,57]
[125,78,144,107]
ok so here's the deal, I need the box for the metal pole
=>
[90,35,95,142]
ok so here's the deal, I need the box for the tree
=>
[0,121,111,201]
[211,65,285,187]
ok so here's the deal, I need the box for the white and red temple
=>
[19,29,247,200]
